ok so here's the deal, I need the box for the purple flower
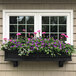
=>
[37,48,39,50]
[54,42,56,44]
[54,45,57,48]
[66,50,68,53]
[42,43,44,45]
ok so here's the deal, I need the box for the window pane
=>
[27,25,34,32]
[59,34,66,41]
[42,25,49,32]
[50,25,57,32]
[10,16,17,24]
[18,25,25,32]
[50,34,58,39]
[18,16,25,24]
[10,25,17,32]
[50,16,58,24]
[42,34,49,38]
[27,33,34,38]
[59,16,67,24]
[19,33,25,38]
[26,16,34,24]
[42,16,49,24]
[10,33,17,39]
[59,25,66,32]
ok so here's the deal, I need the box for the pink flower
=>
[37,30,40,32]
[28,38,31,41]
[67,43,70,45]
[3,38,7,40]
[31,35,33,38]
[22,29,26,32]
[61,33,65,36]
[42,32,46,34]
[28,33,30,35]
[9,39,12,42]
[65,35,69,38]
[34,32,37,35]
[16,33,21,36]
[60,37,63,39]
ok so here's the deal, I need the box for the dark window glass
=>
[26,16,34,24]
[18,16,25,24]
[42,25,49,32]
[50,25,57,32]
[10,16,17,24]
[59,16,67,24]
[42,16,49,24]
[27,25,34,32]
[18,25,25,32]
[10,25,17,32]
[59,25,66,32]
[10,33,17,39]
[50,16,58,24]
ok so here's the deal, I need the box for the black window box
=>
[5,50,72,67]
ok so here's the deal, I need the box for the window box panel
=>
[5,50,72,67]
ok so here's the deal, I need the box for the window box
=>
[5,50,72,67]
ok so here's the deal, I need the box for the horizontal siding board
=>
[0,62,76,71]
[0,0,76,4]
[0,71,75,76]
[0,4,74,9]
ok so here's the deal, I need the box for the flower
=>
[28,33,30,35]
[9,39,12,42]
[42,32,46,34]
[61,33,65,36]
[16,33,21,36]
[67,43,70,45]
[1,36,74,57]
[65,35,69,38]
[37,30,40,32]
[22,29,26,32]
[3,38,7,41]
[28,38,31,41]
[34,32,37,35]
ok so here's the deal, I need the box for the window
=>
[3,10,73,44]
[9,16,34,39]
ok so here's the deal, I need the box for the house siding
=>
[0,0,76,76]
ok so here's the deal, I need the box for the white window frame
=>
[3,10,73,45]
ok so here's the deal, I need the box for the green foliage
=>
[1,37,74,57]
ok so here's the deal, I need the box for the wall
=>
[0,0,76,76]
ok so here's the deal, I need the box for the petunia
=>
[37,30,40,32]
[22,29,26,32]
[34,32,37,35]
[61,33,65,36]
[65,35,69,38]
[9,39,12,42]
[42,32,46,34]
[3,38,7,41]
[16,33,21,36]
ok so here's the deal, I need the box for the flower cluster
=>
[1,36,74,56]
[1,29,74,56]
